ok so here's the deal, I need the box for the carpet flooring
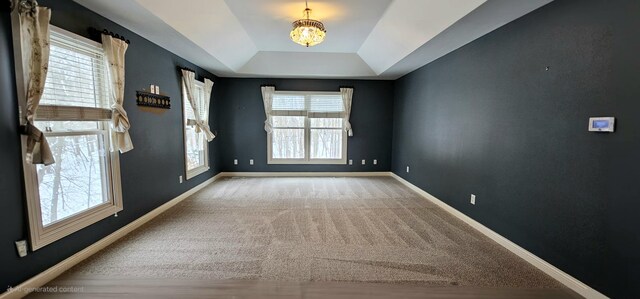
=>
[72,176,563,288]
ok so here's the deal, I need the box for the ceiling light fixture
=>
[290,0,326,47]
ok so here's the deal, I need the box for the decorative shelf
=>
[136,91,170,109]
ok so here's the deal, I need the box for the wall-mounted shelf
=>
[136,91,170,109]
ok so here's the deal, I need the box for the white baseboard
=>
[220,171,391,177]
[389,173,608,299]
[0,173,224,299]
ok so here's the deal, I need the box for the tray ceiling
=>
[74,0,553,79]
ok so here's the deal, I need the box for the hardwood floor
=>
[26,273,582,299]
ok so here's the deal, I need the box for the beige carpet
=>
[73,176,562,288]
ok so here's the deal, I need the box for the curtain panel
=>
[102,34,133,153]
[20,6,54,165]
[340,87,354,137]
[202,78,215,142]
[181,69,215,142]
[261,86,275,133]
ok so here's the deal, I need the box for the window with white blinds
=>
[268,91,347,164]
[309,94,344,113]
[272,93,343,114]
[37,28,111,122]
[272,94,305,111]
[41,30,109,109]
[21,26,123,250]
[184,83,206,121]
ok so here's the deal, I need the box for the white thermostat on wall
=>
[588,117,615,132]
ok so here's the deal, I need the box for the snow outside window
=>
[19,26,124,250]
[268,91,347,165]
[182,80,209,178]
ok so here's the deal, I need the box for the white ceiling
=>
[73,0,553,79]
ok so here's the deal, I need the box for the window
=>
[182,80,209,178]
[17,27,123,250]
[268,91,347,164]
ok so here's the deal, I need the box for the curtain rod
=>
[88,27,130,44]
[178,66,196,73]
[178,67,214,82]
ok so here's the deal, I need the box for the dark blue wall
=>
[391,0,639,298]
[2,0,638,298]
[217,78,394,172]
[0,0,221,289]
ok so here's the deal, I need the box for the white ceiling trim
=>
[238,52,375,78]
[358,0,486,75]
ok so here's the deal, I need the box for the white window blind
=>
[184,87,196,121]
[34,28,116,227]
[35,106,111,121]
[272,94,305,111]
[19,26,124,250]
[309,94,343,113]
[272,93,344,114]
[268,91,347,164]
[41,29,109,110]
[184,84,206,122]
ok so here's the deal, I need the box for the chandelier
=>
[290,0,326,47]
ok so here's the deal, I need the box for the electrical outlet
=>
[15,240,27,257]
[179,175,183,184]
[373,159,377,165]
[406,166,410,173]
[234,159,238,165]
[349,159,353,165]
[470,194,476,205]
[249,159,254,165]
[361,159,366,165]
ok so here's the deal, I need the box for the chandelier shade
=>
[290,3,326,47]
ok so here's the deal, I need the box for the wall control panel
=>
[588,117,615,132]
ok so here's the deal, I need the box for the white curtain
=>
[261,86,275,133]
[202,78,215,142]
[181,69,215,141]
[102,34,133,153]
[20,7,53,165]
[340,87,354,137]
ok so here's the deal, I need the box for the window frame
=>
[12,24,123,251]
[182,80,210,179]
[267,91,347,165]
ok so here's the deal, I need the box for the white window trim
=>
[12,24,123,251]
[267,91,348,165]
[182,80,210,179]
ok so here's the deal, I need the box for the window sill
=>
[32,202,123,250]
[268,159,347,165]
